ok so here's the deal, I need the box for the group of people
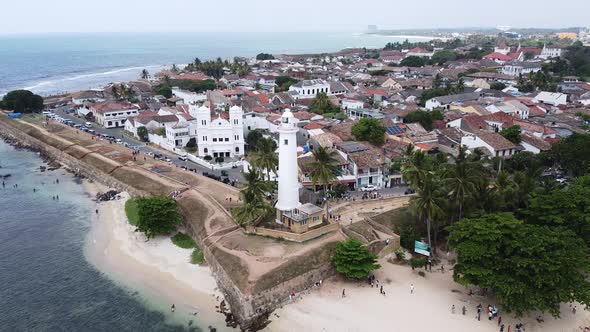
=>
[366,275,387,296]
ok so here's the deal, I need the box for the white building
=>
[191,105,244,158]
[341,99,364,111]
[289,79,331,99]
[276,109,301,213]
[461,131,517,158]
[92,101,139,128]
[539,45,562,59]
[171,88,207,105]
[501,61,542,77]
[533,91,568,106]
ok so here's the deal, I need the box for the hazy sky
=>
[2,0,589,34]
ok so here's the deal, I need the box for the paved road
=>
[49,108,408,196]
[50,107,244,182]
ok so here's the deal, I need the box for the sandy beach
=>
[82,181,232,331]
[78,180,590,332]
[266,260,590,332]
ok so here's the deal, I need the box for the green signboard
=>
[414,240,430,257]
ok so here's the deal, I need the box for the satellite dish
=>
[497,26,511,32]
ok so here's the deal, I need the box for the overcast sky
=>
[2,0,589,34]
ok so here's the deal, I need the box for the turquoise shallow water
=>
[0,32,423,96]
[0,140,200,331]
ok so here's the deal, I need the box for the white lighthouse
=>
[276,109,300,214]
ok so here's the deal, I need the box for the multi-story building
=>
[92,101,139,128]
[501,61,542,77]
[539,45,562,59]
[289,79,331,99]
[190,104,244,158]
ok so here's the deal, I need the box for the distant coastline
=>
[0,31,436,97]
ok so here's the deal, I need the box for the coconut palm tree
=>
[411,172,445,256]
[250,137,278,182]
[234,169,273,226]
[401,150,430,189]
[443,146,480,221]
[308,147,339,214]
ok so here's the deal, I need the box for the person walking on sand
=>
[500,323,505,332]
[451,305,455,314]
[498,316,502,326]
[342,289,346,298]
[410,284,414,294]
[462,305,466,315]
[171,304,175,312]
[573,306,577,314]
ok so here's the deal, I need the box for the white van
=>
[178,154,188,161]
[85,122,93,128]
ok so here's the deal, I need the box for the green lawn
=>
[171,232,196,249]
[190,249,205,265]
[125,198,140,226]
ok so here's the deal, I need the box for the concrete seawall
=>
[0,117,339,331]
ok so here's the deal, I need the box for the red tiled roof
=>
[304,122,324,130]
[92,101,137,114]
[483,52,520,61]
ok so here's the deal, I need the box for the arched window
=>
[204,148,208,153]
[235,147,239,153]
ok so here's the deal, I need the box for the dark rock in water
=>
[40,166,47,172]
[1,174,11,179]
[96,190,120,202]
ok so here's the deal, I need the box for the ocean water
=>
[0,140,199,331]
[0,32,428,96]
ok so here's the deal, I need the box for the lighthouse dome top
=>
[198,105,209,112]
[280,108,296,128]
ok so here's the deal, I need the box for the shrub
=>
[410,257,427,270]
[418,271,426,277]
[125,198,140,226]
[171,232,196,249]
[191,249,205,265]
[394,247,406,260]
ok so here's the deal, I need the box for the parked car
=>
[85,122,93,127]
[361,185,377,192]
[178,155,187,161]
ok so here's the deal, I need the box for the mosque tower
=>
[275,109,300,216]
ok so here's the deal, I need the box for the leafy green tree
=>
[520,175,590,246]
[431,50,457,65]
[404,110,443,131]
[309,92,337,114]
[400,56,425,67]
[500,125,522,144]
[156,85,173,98]
[256,53,275,61]
[169,79,216,93]
[351,118,386,146]
[448,213,590,317]
[0,90,44,113]
[135,197,181,239]
[245,130,263,151]
[275,76,299,91]
[332,239,380,279]
[250,137,278,181]
[545,133,590,176]
[490,82,506,90]
[136,126,148,142]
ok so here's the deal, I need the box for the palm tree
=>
[250,138,278,181]
[171,64,179,73]
[234,169,273,226]
[412,172,445,256]
[309,92,333,114]
[444,148,480,221]
[401,150,430,189]
[111,85,119,100]
[141,69,150,80]
[308,147,339,214]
